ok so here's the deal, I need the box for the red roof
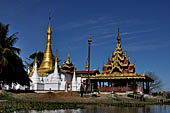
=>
[103,66,107,71]
[123,69,129,73]
[128,65,134,70]
[108,60,112,65]
[123,59,129,64]
[75,70,99,74]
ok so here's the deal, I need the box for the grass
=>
[0,91,170,112]
[0,101,83,112]
[0,93,16,101]
[0,92,83,112]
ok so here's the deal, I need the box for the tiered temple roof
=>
[60,51,75,73]
[102,27,136,75]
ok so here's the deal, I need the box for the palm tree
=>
[28,51,44,68]
[0,23,30,88]
[26,51,57,71]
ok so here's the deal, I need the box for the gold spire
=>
[117,26,121,49]
[32,55,38,73]
[55,51,58,63]
[74,67,76,72]
[108,56,110,62]
[117,26,121,41]
[29,55,37,77]
[47,16,52,34]
[114,26,122,54]
[38,16,53,74]
[85,60,88,71]
[66,51,70,64]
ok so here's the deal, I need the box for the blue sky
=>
[0,0,170,90]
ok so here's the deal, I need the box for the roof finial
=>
[55,49,58,62]
[49,9,51,24]
[49,10,51,25]
[117,23,120,36]
[118,25,120,35]
[47,10,52,34]
[115,24,122,51]
[117,25,121,41]
[34,53,38,63]
[85,60,89,71]
[66,50,70,64]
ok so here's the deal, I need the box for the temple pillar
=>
[147,81,150,94]
[126,81,128,90]
[99,81,101,88]
[140,81,142,92]
[148,82,149,93]
[126,81,128,88]
[112,81,114,87]
[146,81,149,94]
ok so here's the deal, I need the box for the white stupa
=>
[72,68,77,91]
[45,55,61,90]
[30,56,44,90]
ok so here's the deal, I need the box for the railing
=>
[99,87,132,92]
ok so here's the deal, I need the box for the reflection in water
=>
[14,105,170,113]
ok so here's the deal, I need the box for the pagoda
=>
[60,51,75,73]
[81,27,153,94]
[102,27,135,75]
[29,16,54,77]
[27,16,78,91]
[38,16,54,76]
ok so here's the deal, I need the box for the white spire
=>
[72,69,76,82]
[54,60,58,74]
[72,68,77,91]
[53,60,60,79]
[27,65,30,74]
[31,61,39,79]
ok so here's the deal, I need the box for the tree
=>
[147,72,163,93]
[26,51,57,71]
[28,51,44,68]
[0,23,30,87]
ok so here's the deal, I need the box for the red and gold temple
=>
[81,28,153,94]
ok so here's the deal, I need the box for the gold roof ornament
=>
[47,16,52,35]
[38,16,54,75]
[29,55,38,77]
[85,60,89,71]
[74,67,76,72]
[117,27,121,41]
[61,51,75,73]
[27,64,31,74]
[66,51,70,64]
[102,27,137,75]
[55,51,58,63]
[115,26,122,52]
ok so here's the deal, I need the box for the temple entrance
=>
[91,79,151,93]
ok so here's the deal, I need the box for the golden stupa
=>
[37,16,54,76]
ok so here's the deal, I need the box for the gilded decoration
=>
[99,27,141,78]
[38,16,54,76]
[60,51,75,73]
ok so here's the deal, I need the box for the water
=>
[14,105,170,113]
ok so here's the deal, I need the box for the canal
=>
[14,105,170,113]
